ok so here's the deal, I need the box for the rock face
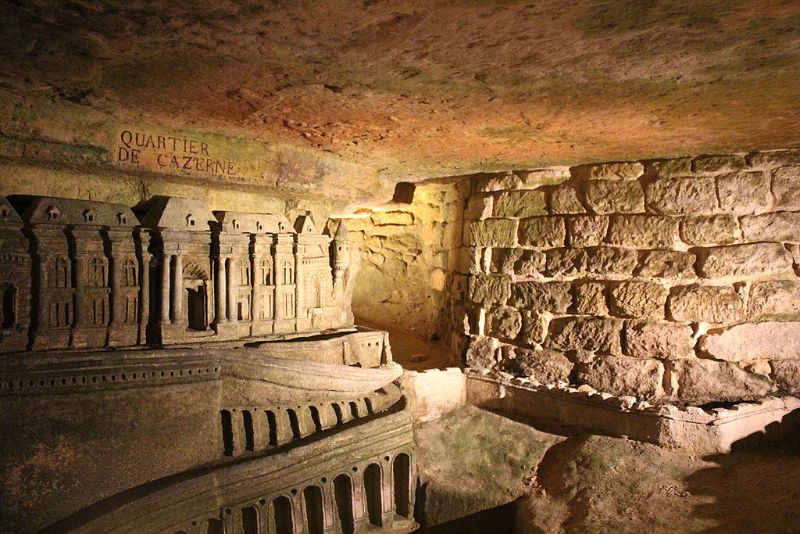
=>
[699,322,800,362]
[668,285,744,324]
[675,359,773,402]
[442,149,800,404]
[501,347,573,383]
[624,321,694,360]
[576,356,664,400]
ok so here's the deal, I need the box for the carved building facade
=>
[0,195,356,353]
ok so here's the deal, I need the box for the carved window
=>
[284,293,295,317]
[261,259,272,285]
[46,206,61,221]
[262,293,273,320]
[238,295,250,321]
[1,285,16,328]
[49,301,71,327]
[241,264,251,286]
[123,259,138,287]
[186,214,196,227]
[117,212,128,225]
[125,296,138,323]
[83,209,96,223]
[0,207,8,220]
[232,219,239,230]
[283,260,294,285]
[87,257,107,287]
[256,221,263,231]
[91,296,107,325]
[48,256,70,288]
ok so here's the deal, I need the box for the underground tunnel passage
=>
[1,1,800,533]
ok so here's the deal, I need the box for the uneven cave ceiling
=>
[2,0,800,188]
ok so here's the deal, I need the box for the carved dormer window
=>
[186,214,196,227]
[256,221,263,231]
[83,209,97,223]
[0,207,8,220]
[46,206,61,221]
[117,212,128,225]
[232,219,239,230]
[278,222,285,231]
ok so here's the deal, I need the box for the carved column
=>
[139,250,150,343]
[251,239,260,326]
[294,242,303,323]
[227,256,238,323]
[172,253,183,324]
[109,252,123,328]
[216,256,227,323]
[352,469,368,532]
[160,254,171,325]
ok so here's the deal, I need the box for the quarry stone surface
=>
[740,212,800,243]
[699,322,800,362]
[468,275,511,305]
[520,311,549,346]
[486,307,523,340]
[510,282,572,313]
[624,321,694,360]
[675,359,773,402]
[573,282,609,316]
[518,217,566,247]
[747,280,800,319]
[606,215,679,249]
[501,347,573,383]
[493,191,547,218]
[696,243,793,278]
[576,356,664,400]
[716,171,772,214]
[546,317,623,355]
[772,166,800,208]
[585,180,644,214]
[549,186,586,214]
[668,285,744,324]
[609,281,668,319]
[680,215,739,245]
[636,250,696,279]
[467,218,518,247]
[566,215,609,247]
[645,177,718,215]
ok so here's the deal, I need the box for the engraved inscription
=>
[114,129,239,177]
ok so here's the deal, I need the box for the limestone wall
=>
[448,150,800,404]
[345,179,469,339]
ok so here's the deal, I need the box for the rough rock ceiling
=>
[2,0,800,183]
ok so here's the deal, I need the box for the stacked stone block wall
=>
[449,150,800,404]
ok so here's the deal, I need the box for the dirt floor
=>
[415,406,800,534]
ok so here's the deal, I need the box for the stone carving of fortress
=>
[0,195,356,353]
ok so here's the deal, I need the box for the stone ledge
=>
[464,370,800,454]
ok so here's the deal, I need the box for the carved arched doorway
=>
[183,263,209,331]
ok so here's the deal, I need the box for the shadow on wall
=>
[684,408,800,534]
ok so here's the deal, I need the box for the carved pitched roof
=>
[294,214,316,234]
[0,197,23,225]
[334,219,349,240]
[136,196,214,231]
[213,211,294,234]
[16,196,137,227]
